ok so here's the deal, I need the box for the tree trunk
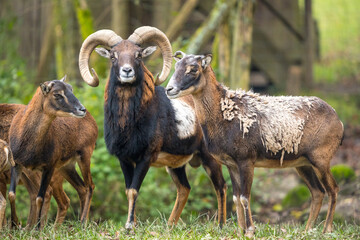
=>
[165,0,199,41]
[186,0,236,54]
[36,2,55,83]
[229,0,254,90]
[73,0,95,40]
[153,0,171,31]
[304,0,313,89]
[217,21,231,84]
[112,0,129,36]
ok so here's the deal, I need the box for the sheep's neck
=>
[17,89,55,147]
[105,63,155,129]
[192,69,222,127]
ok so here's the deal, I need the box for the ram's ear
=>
[40,81,54,95]
[201,54,212,69]
[95,47,111,59]
[142,46,157,58]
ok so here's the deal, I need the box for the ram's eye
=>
[135,52,142,59]
[110,55,116,61]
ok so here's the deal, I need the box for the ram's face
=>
[166,52,212,99]
[95,40,157,85]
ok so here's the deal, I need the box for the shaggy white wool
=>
[171,99,196,139]
[220,87,316,164]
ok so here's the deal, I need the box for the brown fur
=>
[167,54,344,237]
[141,63,155,107]
[0,104,54,228]
[8,80,97,229]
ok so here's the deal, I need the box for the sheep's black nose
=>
[166,86,173,94]
[122,67,133,74]
[79,106,86,113]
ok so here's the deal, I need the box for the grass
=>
[0,217,359,240]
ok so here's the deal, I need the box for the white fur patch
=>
[4,147,8,164]
[220,87,317,157]
[171,99,196,139]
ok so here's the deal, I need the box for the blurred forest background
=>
[0,0,359,226]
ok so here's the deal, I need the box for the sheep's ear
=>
[95,47,111,58]
[201,54,212,69]
[142,46,157,58]
[173,51,185,62]
[40,81,54,95]
[59,75,67,82]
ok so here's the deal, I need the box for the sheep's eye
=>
[110,55,116,61]
[190,68,198,74]
[135,52,142,59]
[54,94,63,100]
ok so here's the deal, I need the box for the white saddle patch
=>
[171,99,196,139]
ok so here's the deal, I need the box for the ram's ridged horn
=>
[128,26,172,85]
[79,30,122,87]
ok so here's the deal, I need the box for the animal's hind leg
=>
[166,166,191,226]
[50,172,70,226]
[199,151,227,227]
[60,164,87,222]
[9,164,22,228]
[0,175,7,229]
[77,148,95,223]
[311,160,339,233]
[296,166,325,231]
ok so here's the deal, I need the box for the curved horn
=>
[79,29,122,87]
[128,26,172,85]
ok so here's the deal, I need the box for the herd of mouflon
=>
[0,26,343,238]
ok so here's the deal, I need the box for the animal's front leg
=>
[227,167,246,231]
[21,169,52,229]
[36,167,55,229]
[123,159,151,231]
[119,160,135,230]
[237,161,255,238]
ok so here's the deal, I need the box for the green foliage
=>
[73,0,95,40]
[313,0,360,84]
[331,164,356,183]
[282,184,310,208]
[0,15,35,104]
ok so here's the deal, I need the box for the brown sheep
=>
[166,51,344,237]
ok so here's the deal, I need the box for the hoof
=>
[244,227,255,239]
[125,222,135,230]
[244,231,254,239]
[125,222,135,235]
[322,226,333,233]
